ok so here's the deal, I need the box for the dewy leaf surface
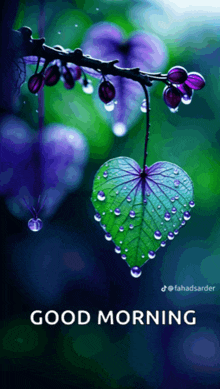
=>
[91,157,194,268]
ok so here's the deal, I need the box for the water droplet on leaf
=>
[121,254,126,260]
[119,226,124,232]
[129,210,135,218]
[103,171,108,178]
[161,241,166,247]
[114,208,121,216]
[105,233,112,241]
[189,200,195,208]
[154,230,162,240]
[164,212,171,221]
[97,191,105,201]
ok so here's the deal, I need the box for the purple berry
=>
[28,73,44,94]
[185,72,205,90]
[163,86,182,109]
[44,65,60,86]
[62,67,75,89]
[98,81,116,104]
[167,66,188,84]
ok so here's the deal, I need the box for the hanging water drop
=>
[82,80,93,94]
[103,171,108,178]
[140,99,147,113]
[114,208,121,216]
[170,107,178,113]
[94,213,101,222]
[28,218,43,232]
[121,254,126,260]
[119,226,124,232]
[189,200,195,208]
[183,211,191,221]
[105,233,112,241]
[97,191,105,201]
[131,266,142,278]
[148,251,156,259]
[104,101,114,111]
[164,212,171,221]
[168,232,174,240]
[161,241,166,247]
[129,210,135,218]
[115,246,121,254]
[154,230,162,240]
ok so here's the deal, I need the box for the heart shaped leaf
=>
[91,157,194,270]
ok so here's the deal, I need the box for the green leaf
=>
[91,157,194,270]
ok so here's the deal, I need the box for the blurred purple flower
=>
[0,116,89,219]
[81,22,167,135]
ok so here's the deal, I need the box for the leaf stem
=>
[141,83,150,172]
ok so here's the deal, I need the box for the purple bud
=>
[177,83,193,98]
[28,73,44,94]
[74,66,82,80]
[185,72,205,90]
[163,86,182,109]
[167,66,188,84]
[44,65,60,86]
[62,67,75,89]
[98,81,116,104]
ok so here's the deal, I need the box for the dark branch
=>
[13,27,168,87]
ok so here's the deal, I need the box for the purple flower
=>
[0,116,88,219]
[81,22,167,135]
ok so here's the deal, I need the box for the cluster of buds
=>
[27,46,94,94]
[163,66,205,112]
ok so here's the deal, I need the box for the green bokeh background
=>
[2,0,220,388]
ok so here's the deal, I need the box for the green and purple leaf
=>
[91,157,194,269]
